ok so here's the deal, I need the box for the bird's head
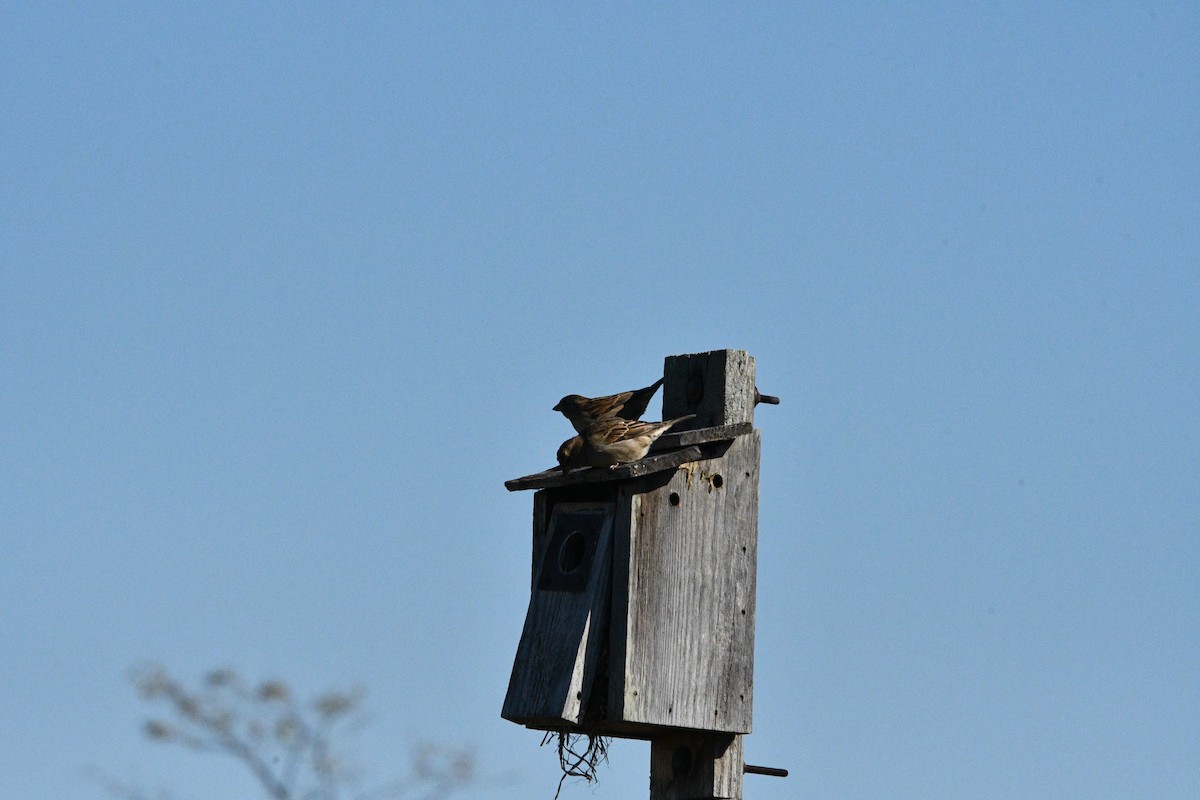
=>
[553,395,584,413]
[556,436,583,474]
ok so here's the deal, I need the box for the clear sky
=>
[2,4,1197,799]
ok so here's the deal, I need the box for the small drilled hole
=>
[712,474,724,488]
[669,492,681,506]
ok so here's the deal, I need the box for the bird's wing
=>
[583,390,636,419]
[615,378,664,421]
[598,418,665,443]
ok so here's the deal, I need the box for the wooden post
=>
[650,732,744,800]
[662,349,758,428]
[646,349,759,800]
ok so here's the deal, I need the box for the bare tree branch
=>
[89,665,473,800]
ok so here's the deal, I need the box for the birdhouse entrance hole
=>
[537,509,606,593]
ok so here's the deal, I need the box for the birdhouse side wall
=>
[609,430,760,734]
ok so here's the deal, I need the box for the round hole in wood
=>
[669,492,681,506]
[712,474,724,488]
[558,530,586,574]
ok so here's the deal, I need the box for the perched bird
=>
[560,413,697,471]
[556,435,585,474]
[553,378,665,434]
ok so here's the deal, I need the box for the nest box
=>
[502,349,762,741]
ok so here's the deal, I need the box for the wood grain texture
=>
[649,422,752,453]
[610,430,760,734]
[504,447,702,492]
[531,491,548,593]
[650,732,744,800]
[662,350,757,429]
[502,503,614,727]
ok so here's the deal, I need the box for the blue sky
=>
[2,4,1197,799]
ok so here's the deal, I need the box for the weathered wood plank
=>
[610,430,759,734]
[504,446,703,492]
[650,422,752,452]
[502,503,614,727]
[662,350,757,428]
[650,732,744,800]
[531,491,548,593]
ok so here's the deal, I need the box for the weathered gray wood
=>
[531,491,549,593]
[649,422,752,452]
[504,447,702,492]
[502,503,614,727]
[662,350,757,428]
[609,430,760,734]
[650,732,744,800]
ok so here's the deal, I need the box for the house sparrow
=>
[553,378,665,434]
[556,435,585,474]
[575,414,697,469]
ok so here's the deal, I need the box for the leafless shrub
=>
[89,664,473,800]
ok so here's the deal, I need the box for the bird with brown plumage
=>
[552,378,664,435]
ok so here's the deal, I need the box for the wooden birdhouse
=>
[502,349,782,800]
